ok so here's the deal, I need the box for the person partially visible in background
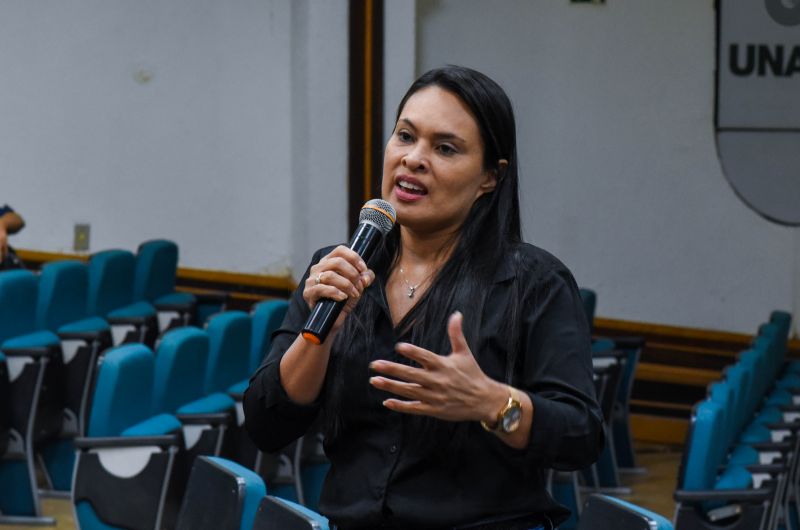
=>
[0,204,25,269]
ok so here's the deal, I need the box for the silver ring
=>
[315,272,323,285]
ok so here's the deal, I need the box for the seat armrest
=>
[749,441,793,452]
[176,412,233,426]
[194,291,229,306]
[75,434,180,449]
[606,336,645,349]
[747,463,786,474]
[766,421,800,431]
[107,314,151,326]
[674,486,775,503]
[155,301,194,312]
[592,349,626,361]
[1,344,60,358]
[58,328,112,343]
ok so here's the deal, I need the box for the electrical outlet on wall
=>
[74,224,90,252]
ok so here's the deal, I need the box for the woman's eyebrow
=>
[399,118,466,143]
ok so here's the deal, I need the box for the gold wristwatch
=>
[481,386,522,434]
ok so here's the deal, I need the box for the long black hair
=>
[323,65,524,454]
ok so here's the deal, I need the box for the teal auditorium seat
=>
[72,344,182,530]
[35,259,113,492]
[134,239,197,331]
[228,300,290,477]
[204,310,292,497]
[587,350,628,490]
[175,456,266,530]
[227,300,289,403]
[0,270,64,525]
[249,299,289,374]
[579,288,644,474]
[577,494,673,530]
[205,311,252,397]
[553,349,627,530]
[239,300,328,510]
[88,249,159,347]
[674,398,779,530]
[303,433,331,512]
[674,312,798,530]
[134,239,229,327]
[579,288,597,334]
[252,495,330,530]
[154,327,236,457]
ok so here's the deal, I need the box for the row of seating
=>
[65,312,669,529]
[176,456,329,530]
[0,298,284,528]
[0,249,284,524]
[1,259,676,528]
[0,300,287,522]
[65,301,292,530]
[548,288,648,529]
[0,240,232,524]
[675,311,795,529]
[180,454,672,530]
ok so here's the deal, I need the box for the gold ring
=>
[315,273,323,285]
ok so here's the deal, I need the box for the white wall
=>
[289,0,350,276]
[415,0,798,334]
[3,0,796,335]
[383,1,417,144]
[0,0,350,276]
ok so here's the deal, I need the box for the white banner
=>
[717,0,800,129]
[716,0,800,225]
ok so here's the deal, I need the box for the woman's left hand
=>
[369,311,508,423]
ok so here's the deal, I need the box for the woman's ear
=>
[478,159,508,195]
[495,159,508,182]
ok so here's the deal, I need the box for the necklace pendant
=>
[407,286,416,298]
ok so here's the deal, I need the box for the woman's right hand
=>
[303,245,376,334]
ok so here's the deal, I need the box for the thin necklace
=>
[398,266,433,299]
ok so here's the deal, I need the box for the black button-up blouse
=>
[244,242,604,529]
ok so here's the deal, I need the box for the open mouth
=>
[396,177,428,197]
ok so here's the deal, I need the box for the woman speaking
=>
[244,65,603,530]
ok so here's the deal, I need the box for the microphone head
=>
[360,199,396,235]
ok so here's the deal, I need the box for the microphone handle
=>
[301,222,384,344]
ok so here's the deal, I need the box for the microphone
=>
[301,199,396,345]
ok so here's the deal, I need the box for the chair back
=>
[591,351,625,420]
[175,456,266,530]
[88,250,136,316]
[722,362,752,435]
[252,496,329,530]
[87,344,156,437]
[577,494,673,530]
[756,323,782,379]
[770,310,792,343]
[36,260,91,331]
[678,399,725,491]
[250,300,289,373]
[0,270,39,343]
[578,288,597,333]
[205,311,252,394]
[134,239,179,302]
[707,380,737,451]
[153,327,210,414]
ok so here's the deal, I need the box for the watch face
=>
[502,406,522,433]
